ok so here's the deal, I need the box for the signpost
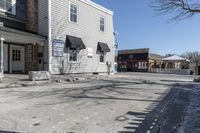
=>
[52,39,64,57]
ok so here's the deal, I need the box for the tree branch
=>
[152,0,200,21]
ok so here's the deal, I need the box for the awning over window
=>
[66,35,86,49]
[97,42,111,52]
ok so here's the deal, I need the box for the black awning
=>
[97,42,111,52]
[66,35,86,49]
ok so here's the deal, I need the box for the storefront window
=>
[100,50,105,63]
[12,50,21,61]
[69,48,77,62]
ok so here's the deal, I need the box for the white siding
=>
[50,0,115,74]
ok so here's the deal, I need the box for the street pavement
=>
[0,72,199,133]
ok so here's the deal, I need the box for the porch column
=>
[0,37,4,75]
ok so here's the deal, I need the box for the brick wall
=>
[25,44,38,73]
[26,0,38,32]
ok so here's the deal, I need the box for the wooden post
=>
[0,38,4,75]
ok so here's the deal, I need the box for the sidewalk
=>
[0,74,102,89]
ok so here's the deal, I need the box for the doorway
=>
[10,45,25,73]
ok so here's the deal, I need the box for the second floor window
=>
[69,2,78,23]
[99,17,105,32]
[0,0,16,15]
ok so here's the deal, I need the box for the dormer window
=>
[0,0,16,15]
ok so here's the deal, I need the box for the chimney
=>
[26,0,38,32]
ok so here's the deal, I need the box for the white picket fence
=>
[151,68,191,75]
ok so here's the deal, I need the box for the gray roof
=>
[149,53,163,60]
[0,26,46,39]
[118,48,149,55]
[162,55,190,62]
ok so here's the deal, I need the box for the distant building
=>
[161,55,190,69]
[148,53,163,72]
[117,48,163,72]
[152,55,191,75]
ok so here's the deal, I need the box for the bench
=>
[29,71,51,81]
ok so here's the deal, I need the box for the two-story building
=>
[0,0,46,78]
[118,48,163,72]
[0,0,116,77]
[118,48,149,72]
[43,0,116,74]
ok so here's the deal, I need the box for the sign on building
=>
[88,48,93,57]
[52,39,65,57]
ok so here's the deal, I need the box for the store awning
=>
[0,26,46,45]
[66,35,86,49]
[97,42,110,52]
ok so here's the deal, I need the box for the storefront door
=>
[10,45,25,73]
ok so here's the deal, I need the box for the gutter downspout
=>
[48,0,52,72]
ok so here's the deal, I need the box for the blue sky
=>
[92,0,200,55]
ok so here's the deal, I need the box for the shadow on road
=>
[0,130,21,133]
[118,83,194,133]
[11,79,174,105]
[2,78,195,133]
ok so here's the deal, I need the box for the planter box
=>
[29,71,51,81]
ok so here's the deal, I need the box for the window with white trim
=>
[12,50,21,61]
[69,2,78,23]
[0,0,16,15]
[100,50,105,63]
[69,48,78,62]
[99,17,105,32]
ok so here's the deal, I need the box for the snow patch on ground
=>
[177,84,200,133]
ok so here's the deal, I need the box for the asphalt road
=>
[0,72,199,133]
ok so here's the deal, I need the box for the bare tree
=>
[152,0,200,21]
[164,53,175,57]
[181,51,200,74]
[182,51,200,64]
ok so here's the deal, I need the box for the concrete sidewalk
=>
[0,74,102,89]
